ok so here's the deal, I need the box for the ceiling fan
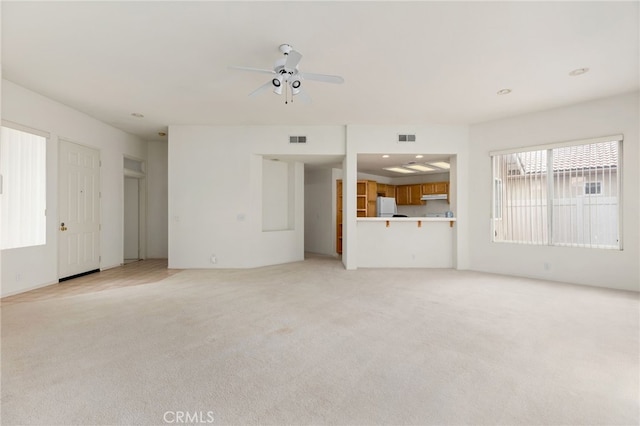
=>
[229,44,344,103]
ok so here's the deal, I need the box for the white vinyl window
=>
[0,125,47,249]
[491,137,621,250]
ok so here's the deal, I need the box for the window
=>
[0,125,47,249]
[584,182,601,195]
[491,137,621,250]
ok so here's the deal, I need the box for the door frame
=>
[123,155,147,262]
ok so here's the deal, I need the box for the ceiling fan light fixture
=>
[272,77,282,87]
[273,85,283,95]
[291,80,301,89]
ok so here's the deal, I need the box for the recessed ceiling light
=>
[383,167,415,174]
[382,154,390,158]
[415,155,423,159]
[404,164,435,172]
[428,161,450,170]
[569,67,589,76]
[497,89,512,95]
[131,113,144,118]
[158,132,167,137]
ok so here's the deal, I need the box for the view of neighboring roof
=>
[506,140,619,175]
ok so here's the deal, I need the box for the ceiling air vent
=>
[398,134,416,142]
[289,135,307,144]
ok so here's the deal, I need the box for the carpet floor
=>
[1,255,638,425]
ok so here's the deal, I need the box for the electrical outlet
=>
[210,255,217,264]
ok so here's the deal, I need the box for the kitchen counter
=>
[356,216,455,268]
[357,216,456,227]
[357,216,455,222]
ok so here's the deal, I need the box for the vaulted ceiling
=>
[2,1,639,142]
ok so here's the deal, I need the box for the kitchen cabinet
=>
[395,185,410,205]
[421,182,449,195]
[396,181,449,205]
[385,184,396,197]
[421,181,450,203]
[356,180,376,217]
[409,184,422,205]
[337,179,377,254]
[396,184,423,205]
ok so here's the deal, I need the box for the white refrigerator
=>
[376,196,397,217]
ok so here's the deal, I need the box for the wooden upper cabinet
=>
[396,184,423,205]
[409,184,422,205]
[421,181,449,195]
[395,185,410,205]
[385,185,396,198]
[396,181,450,205]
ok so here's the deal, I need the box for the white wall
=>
[146,140,168,258]
[468,92,639,291]
[344,124,470,270]
[168,125,345,269]
[357,220,454,267]
[1,80,147,297]
[304,167,335,256]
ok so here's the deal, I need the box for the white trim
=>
[1,120,50,139]
[124,169,145,178]
[489,134,623,156]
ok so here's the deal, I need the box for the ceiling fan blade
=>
[284,50,302,71]
[294,88,312,104]
[300,72,344,84]
[248,80,273,97]
[229,65,275,75]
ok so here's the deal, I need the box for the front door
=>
[58,140,101,279]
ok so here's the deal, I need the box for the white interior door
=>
[59,140,100,279]
[123,177,139,260]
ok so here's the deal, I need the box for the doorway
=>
[124,177,139,262]
[123,156,146,263]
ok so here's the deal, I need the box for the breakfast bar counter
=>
[356,217,456,268]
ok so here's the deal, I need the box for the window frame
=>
[0,121,49,250]
[490,135,622,250]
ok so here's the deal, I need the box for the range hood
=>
[420,194,448,201]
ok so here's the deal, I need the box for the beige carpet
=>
[1,255,638,425]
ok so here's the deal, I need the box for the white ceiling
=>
[2,1,639,174]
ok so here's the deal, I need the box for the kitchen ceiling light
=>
[497,89,511,95]
[428,161,450,170]
[569,67,589,76]
[382,154,390,158]
[415,155,423,159]
[404,164,435,172]
[383,167,415,174]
